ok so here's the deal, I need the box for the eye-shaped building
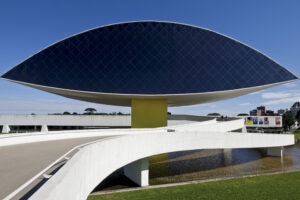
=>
[2,21,298,127]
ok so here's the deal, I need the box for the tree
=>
[237,113,249,116]
[207,113,220,116]
[282,111,295,131]
[296,110,300,122]
[167,112,172,115]
[72,112,78,115]
[84,108,97,114]
[63,111,70,115]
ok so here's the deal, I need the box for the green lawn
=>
[88,171,300,200]
[294,130,300,139]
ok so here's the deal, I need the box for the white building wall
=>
[0,119,218,147]
[0,115,214,133]
[0,115,131,127]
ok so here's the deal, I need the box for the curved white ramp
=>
[29,130,294,200]
[171,118,243,132]
[0,118,218,147]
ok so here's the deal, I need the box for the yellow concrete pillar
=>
[131,98,168,184]
[131,99,167,128]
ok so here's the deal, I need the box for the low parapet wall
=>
[0,114,215,133]
[0,115,131,127]
[0,119,219,147]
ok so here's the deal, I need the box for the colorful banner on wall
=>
[243,116,282,127]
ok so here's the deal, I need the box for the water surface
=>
[93,144,300,192]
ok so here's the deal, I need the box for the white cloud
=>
[249,91,261,95]
[239,102,251,106]
[261,90,300,106]
[0,98,130,114]
[262,96,300,105]
[284,83,297,88]
[261,92,291,99]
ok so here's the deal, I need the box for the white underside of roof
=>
[3,78,296,106]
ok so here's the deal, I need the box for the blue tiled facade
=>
[2,21,298,94]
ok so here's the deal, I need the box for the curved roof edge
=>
[2,20,299,80]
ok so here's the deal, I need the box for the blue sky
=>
[0,0,299,115]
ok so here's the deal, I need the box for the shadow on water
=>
[92,144,300,192]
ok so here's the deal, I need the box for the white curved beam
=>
[29,130,294,200]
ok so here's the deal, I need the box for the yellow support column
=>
[131,99,167,128]
[130,98,168,185]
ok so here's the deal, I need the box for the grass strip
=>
[88,171,300,200]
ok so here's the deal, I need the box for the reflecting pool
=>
[92,144,300,192]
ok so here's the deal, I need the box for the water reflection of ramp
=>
[29,127,294,200]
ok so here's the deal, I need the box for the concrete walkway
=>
[0,136,107,199]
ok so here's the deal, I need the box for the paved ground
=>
[0,136,107,199]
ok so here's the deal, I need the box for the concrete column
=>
[258,147,283,157]
[242,126,247,133]
[2,125,10,133]
[131,99,167,128]
[129,99,167,187]
[223,149,232,165]
[41,125,48,132]
[266,147,283,157]
[124,158,149,186]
